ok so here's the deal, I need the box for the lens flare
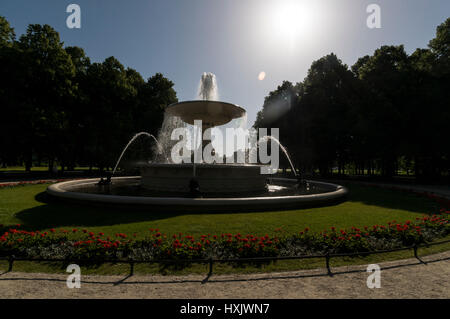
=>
[258,71,266,81]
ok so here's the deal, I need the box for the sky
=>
[1,0,449,128]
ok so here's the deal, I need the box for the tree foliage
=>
[0,17,178,171]
[254,19,450,181]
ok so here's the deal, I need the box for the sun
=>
[273,3,302,36]
[268,0,316,47]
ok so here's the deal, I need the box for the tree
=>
[297,53,357,176]
[17,24,76,171]
[254,81,296,129]
[63,46,91,170]
[428,17,450,72]
[0,17,19,167]
[136,73,177,134]
[0,16,15,47]
[352,45,411,177]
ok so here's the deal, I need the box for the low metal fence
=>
[1,239,449,276]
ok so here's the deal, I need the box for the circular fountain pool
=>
[47,177,348,212]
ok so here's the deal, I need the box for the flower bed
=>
[0,179,68,189]
[1,213,448,265]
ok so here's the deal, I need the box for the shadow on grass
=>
[343,183,438,214]
[13,191,346,231]
[12,184,437,231]
[14,192,181,230]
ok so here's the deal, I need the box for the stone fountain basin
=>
[46,177,348,212]
[140,163,267,194]
[166,100,246,127]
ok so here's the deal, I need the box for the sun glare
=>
[268,1,317,48]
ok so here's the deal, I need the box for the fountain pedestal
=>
[142,100,265,194]
[141,163,267,194]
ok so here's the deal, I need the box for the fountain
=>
[47,73,348,212]
[141,73,266,194]
[112,132,164,176]
[140,99,267,194]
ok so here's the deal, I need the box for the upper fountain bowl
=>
[166,100,246,128]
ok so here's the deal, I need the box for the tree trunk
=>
[48,158,54,173]
[25,150,32,172]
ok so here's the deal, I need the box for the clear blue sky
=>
[1,0,449,126]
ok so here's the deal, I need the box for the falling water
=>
[112,132,163,176]
[236,112,248,130]
[197,72,219,101]
[249,136,298,177]
[192,72,220,177]
[153,113,186,163]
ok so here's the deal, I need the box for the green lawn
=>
[0,183,440,237]
[0,182,448,275]
[0,166,96,172]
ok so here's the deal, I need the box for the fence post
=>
[129,262,134,276]
[413,244,419,260]
[325,253,332,276]
[8,255,15,272]
[208,257,213,276]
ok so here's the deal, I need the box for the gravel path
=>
[1,251,449,299]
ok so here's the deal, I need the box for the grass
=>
[0,183,440,237]
[0,182,448,275]
[0,166,50,172]
[0,166,97,172]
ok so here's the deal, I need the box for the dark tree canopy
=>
[0,17,178,172]
[254,18,450,181]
